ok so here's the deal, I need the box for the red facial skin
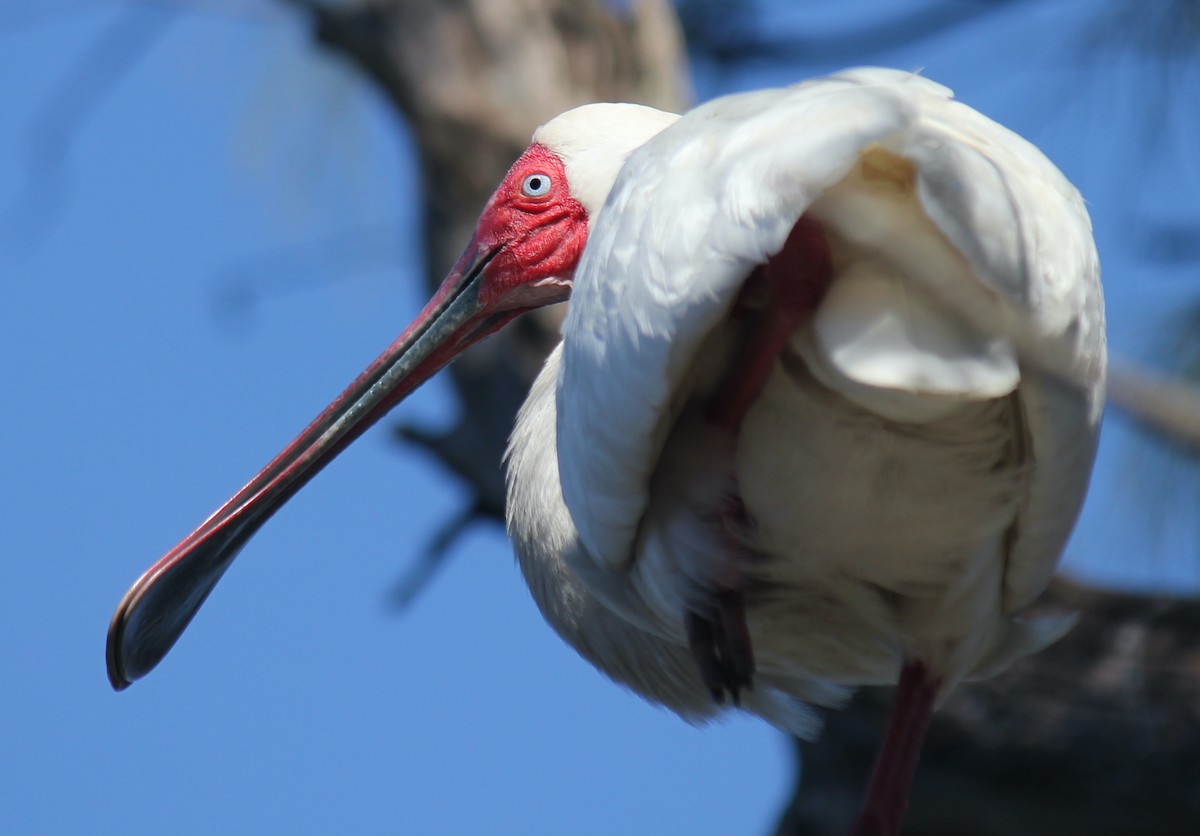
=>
[472,143,588,311]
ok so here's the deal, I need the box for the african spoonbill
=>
[108,67,1105,835]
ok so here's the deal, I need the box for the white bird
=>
[108,68,1105,836]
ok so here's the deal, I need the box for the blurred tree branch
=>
[1109,360,1200,451]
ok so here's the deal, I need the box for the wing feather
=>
[559,69,924,568]
[556,66,1105,612]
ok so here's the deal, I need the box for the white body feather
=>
[506,68,1105,733]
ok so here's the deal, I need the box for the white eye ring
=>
[521,172,553,198]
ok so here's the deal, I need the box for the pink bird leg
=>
[851,662,941,836]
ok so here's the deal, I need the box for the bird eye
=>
[521,173,553,198]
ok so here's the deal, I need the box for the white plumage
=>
[507,67,1104,733]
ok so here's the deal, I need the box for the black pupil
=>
[528,177,543,192]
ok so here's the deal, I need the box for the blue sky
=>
[2,2,1197,834]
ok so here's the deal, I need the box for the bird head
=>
[106,102,678,689]
[451,103,680,313]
